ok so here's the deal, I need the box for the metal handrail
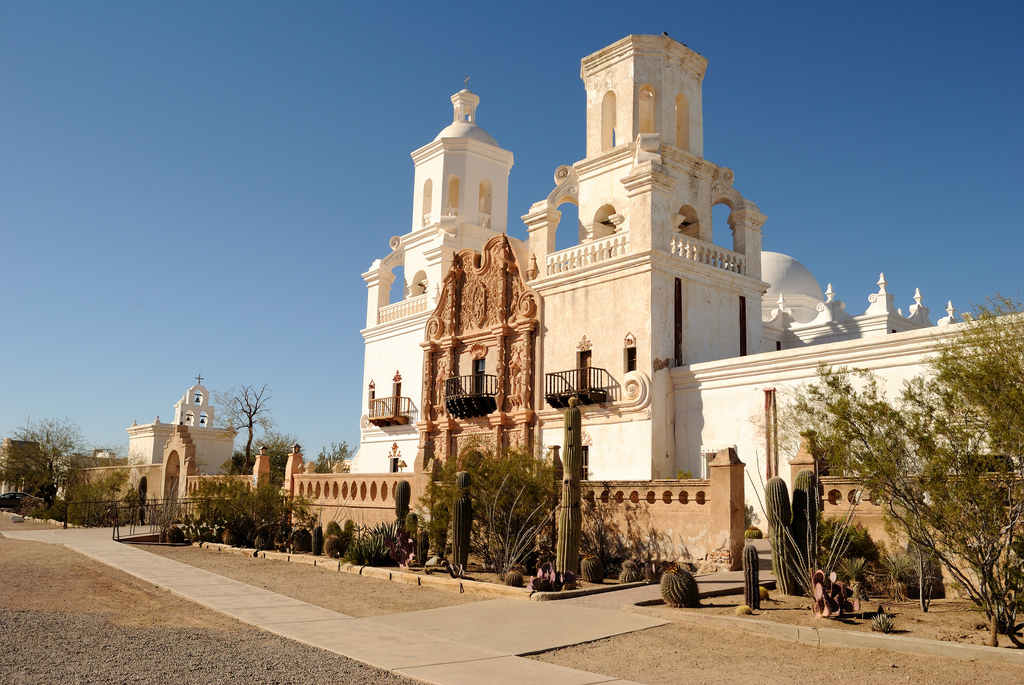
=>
[445,374,498,398]
[368,396,413,420]
[545,367,611,395]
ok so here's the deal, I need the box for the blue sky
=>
[2,1,1021,462]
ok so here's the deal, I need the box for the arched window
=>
[601,91,616,151]
[675,94,689,151]
[639,85,656,135]
[410,270,428,296]
[446,175,460,216]
[388,263,406,303]
[554,199,582,252]
[712,202,734,250]
[194,391,203,404]
[185,411,194,426]
[676,204,700,238]
[198,411,208,427]
[592,204,618,239]
[478,180,492,227]
[422,179,433,226]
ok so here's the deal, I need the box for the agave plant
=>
[870,611,896,633]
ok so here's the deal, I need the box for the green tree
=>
[795,297,1024,645]
[314,442,352,473]
[1,417,88,506]
[422,443,556,579]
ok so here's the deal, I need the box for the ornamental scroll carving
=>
[421,234,540,458]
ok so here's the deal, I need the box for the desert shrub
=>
[880,552,915,602]
[190,479,310,547]
[819,516,881,568]
[38,470,131,527]
[422,444,556,579]
[345,521,396,566]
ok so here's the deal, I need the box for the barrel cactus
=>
[325,520,342,539]
[661,565,699,608]
[254,529,272,551]
[291,527,312,553]
[312,524,324,557]
[765,476,794,595]
[581,555,604,584]
[743,542,760,611]
[222,529,239,547]
[323,534,343,558]
[557,397,583,576]
[452,471,472,568]
[744,526,763,539]
[395,479,411,524]
[166,526,185,544]
[504,570,524,588]
[619,560,643,584]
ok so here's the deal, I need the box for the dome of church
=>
[762,251,824,301]
[433,121,498,146]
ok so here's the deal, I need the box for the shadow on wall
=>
[581,497,687,565]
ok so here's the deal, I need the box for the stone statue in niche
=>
[509,341,526,410]
[469,282,487,329]
[434,355,450,416]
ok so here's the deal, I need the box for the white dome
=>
[762,251,824,301]
[433,121,499,146]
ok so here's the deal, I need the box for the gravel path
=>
[0,527,417,685]
[0,609,413,685]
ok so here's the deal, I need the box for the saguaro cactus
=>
[557,396,583,576]
[312,523,323,557]
[765,476,794,595]
[791,469,819,570]
[743,542,760,611]
[394,479,411,525]
[452,471,472,568]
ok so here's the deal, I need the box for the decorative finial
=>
[877,273,888,295]
[825,283,835,303]
[777,293,786,305]
[463,72,470,90]
[914,288,923,307]
[946,301,955,317]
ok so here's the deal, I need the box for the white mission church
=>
[345,34,963,519]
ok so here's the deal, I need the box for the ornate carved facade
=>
[418,235,540,466]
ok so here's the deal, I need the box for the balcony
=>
[545,367,610,408]
[444,374,498,418]
[368,396,413,427]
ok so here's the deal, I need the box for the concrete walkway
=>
[564,539,775,611]
[3,526,661,685]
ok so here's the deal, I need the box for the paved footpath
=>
[4,526,664,685]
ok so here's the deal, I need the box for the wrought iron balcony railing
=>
[444,374,498,418]
[368,396,413,427]
[544,367,610,408]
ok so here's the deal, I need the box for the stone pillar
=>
[708,447,745,571]
[620,158,675,253]
[283,444,304,497]
[523,204,561,274]
[727,207,766,281]
[252,446,271,487]
[788,433,818,488]
[362,265,395,329]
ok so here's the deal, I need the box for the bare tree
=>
[1,417,87,506]
[219,384,272,474]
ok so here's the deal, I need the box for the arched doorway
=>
[138,476,148,524]
[164,451,180,500]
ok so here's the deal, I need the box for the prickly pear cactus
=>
[452,471,472,568]
[395,480,411,524]
[765,476,794,595]
[743,542,760,611]
[661,566,699,608]
[312,524,324,557]
[557,397,583,576]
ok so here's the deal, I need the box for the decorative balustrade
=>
[444,207,458,217]
[444,374,498,418]
[545,367,611,408]
[422,213,432,226]
[546,233,630,276]
[479,212,491,228]
[669,236,746,275]
[582,479,711,506]
[368,396,413,426]
[377,293,428,324]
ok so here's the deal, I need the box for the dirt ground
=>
[137,543,485,617]
[694,592,998,646]
[0,517,415,684]
[4,518,1022,684]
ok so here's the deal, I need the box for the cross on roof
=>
[463,72,470,90]
[195,373,203,385]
